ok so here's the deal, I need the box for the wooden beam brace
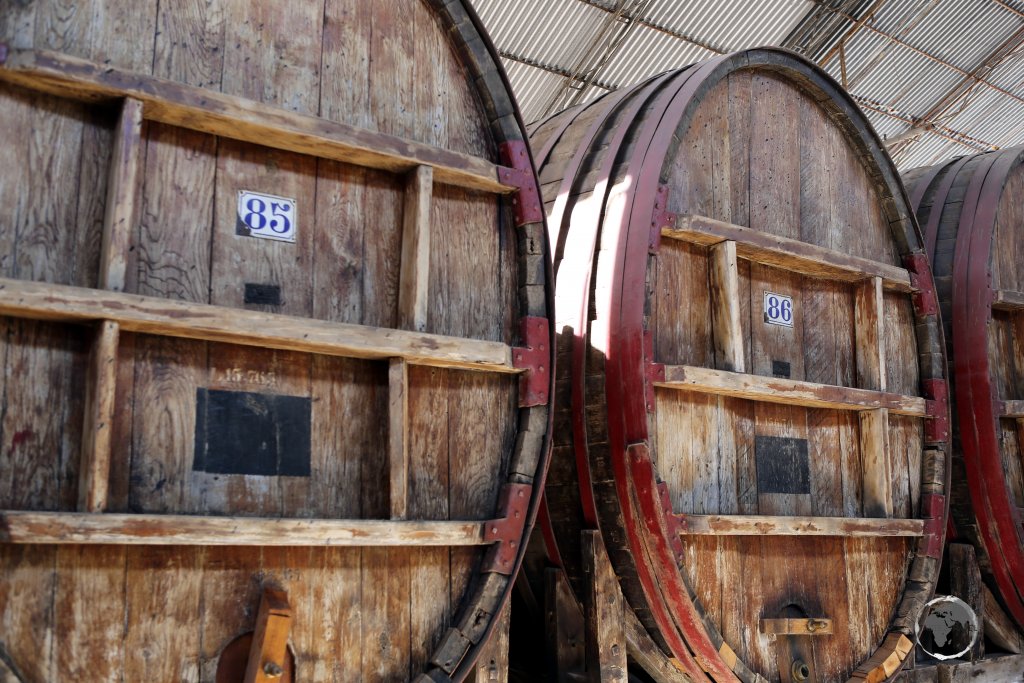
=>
[656,365,926,416]
[0,511,492,546]
[100,97,143,292]
[0,48,512,194]
[582,530,627,682]
[860,408,893,518]
[245,588,293,683]
[0,277,517,373]
[709,240,745,373]
[982,582,1023,654]
[663,214,913,291]
[398,165,433,333]
[389,358,409,520]
[76,97,142,513]
[993,289,1024,311]
[999,402,1024,418]
[675,514,924,536]
[948,543,985,661]
[77,321,119,512]
[855,276,886,391]
[545,568,586,683]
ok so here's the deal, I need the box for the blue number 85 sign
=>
[763,291,794,327]
[236,190,297,243]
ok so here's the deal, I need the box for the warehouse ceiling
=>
[470,0,1024,170]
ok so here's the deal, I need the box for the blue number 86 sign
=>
[236,190,297,243]
[763,291,794,327]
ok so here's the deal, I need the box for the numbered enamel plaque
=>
[763,291,794,327]
[236,190,297,243]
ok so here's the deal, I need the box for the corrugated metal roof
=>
[470,0,1024,170]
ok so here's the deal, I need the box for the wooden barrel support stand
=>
[0,1,552,681]
[524,49,952,683]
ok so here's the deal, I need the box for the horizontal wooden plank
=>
[657,365,927,416]
[0,511,491,546]
[993,289,1024,311]
[0,278,517,373]
[1000,400,1024,418]
[662,215,913,292]
[760,618,833,635]
[676,514,925,537]
[0,48,512,194]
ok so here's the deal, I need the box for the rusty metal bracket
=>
[904,252,939,317]
[481,483,532,575]
[919,493,946,559]
[497,141,544,227]
[643,330,665,413]
[513,316,550,407]
[922,377,949,443]
[649,184,676,254]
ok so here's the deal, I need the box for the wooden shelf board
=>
[677,514,924,537]
[993,289,1024,311]
[0,48,512,194]
[1000,400,1024,418]
[0,511,492,546]
[0,277,517,373]
[662,214,913,292]
[656,365,927,416]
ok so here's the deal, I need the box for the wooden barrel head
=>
[905,147,1024,631]
[532,49,949,683]
[0,1,552,680]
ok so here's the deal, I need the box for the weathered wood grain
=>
[0,48,512,193]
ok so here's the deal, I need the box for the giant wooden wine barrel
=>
[904,148,1024,632]
[0,1,552,680]
[529,49,950,683]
